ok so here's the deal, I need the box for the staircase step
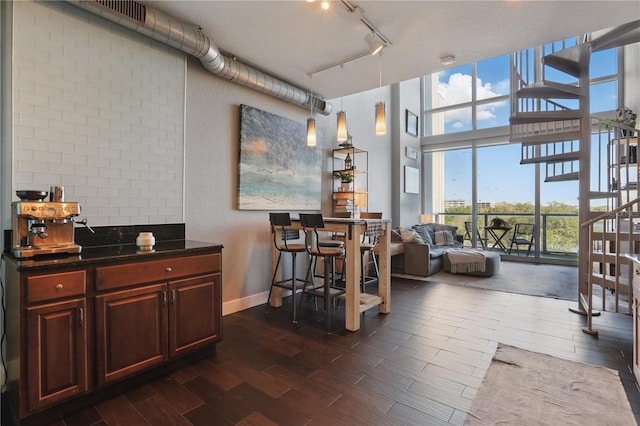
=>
[516,81,584,99]
[521,151,579,165]
[591,20,640,52]
[510,110,582,124]
[545,171,579,182]
[511,129,582,144]
[542,44,590,78]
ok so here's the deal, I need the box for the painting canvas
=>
[238,104,322,210]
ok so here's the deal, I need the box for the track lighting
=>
[365,32,385,56]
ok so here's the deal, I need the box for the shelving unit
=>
[332,146,368,216]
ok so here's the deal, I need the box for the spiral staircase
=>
[509,20,640,335]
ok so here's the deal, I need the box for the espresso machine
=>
[11,188,83,258]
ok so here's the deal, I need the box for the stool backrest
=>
[299,213,324,228]
[360,212,383,244]
[269,212,299,250]
[299,213,334,256]
[360,212,382,219]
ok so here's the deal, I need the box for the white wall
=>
[393,78,422,228]
[1,1,410,317]
[11,1,184,226]
[183,57,394,311]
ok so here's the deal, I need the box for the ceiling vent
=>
[93,0,145,23]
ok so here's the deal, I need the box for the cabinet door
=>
[26,298,87,411]
[169,273,221,358]
[95,284,168,386]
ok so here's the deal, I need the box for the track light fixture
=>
[365,32,385,56]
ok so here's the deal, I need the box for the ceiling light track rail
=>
[341,0,392,47]
[309,0,392,78]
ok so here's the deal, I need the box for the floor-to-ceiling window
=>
[421,38,621,264]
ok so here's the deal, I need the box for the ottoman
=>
[443,250,501,277]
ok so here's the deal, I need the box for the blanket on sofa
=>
[446,248,486,274]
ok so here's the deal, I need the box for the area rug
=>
[463,344,637,426]
[393,260,578,300]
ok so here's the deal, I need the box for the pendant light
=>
[375,54,387,135]
[306,75,317,147]
[336,64,348,143]
[337,111,348,142]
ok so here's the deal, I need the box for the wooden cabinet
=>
[170,273,221,358]
[25,281,88,412]
[95,283,168,386]
[94,253,221,386]
[332,146,368,216]
[5,248,222,422]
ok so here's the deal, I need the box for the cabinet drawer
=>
[26,270,87,304]
[95,253,220,291]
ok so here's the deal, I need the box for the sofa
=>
[390,223,464,277]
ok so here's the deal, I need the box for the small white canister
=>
[136,232,155,251]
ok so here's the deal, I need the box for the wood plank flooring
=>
[5,275,640,425]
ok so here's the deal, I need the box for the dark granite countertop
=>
[4,224,222,271]
[5,239,223,271]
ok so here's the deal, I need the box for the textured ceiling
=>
[148,1,640,100]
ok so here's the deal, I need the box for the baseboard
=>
[222,290,269,316]
[222,288,298,316]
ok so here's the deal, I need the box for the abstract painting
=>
[238,104,322,210]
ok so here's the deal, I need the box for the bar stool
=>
[265,212,307,323]
[359,212,383,293]
[298,213,346,332]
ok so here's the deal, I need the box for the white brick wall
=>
[13,1,185,226]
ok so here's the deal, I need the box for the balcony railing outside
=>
[436,211,579,261]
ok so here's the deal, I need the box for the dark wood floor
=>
[6,277,640,425]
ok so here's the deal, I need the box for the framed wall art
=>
[404,165,420,194]
[405,146,418,160]
[406,109,418,137]
[238,104,322,210]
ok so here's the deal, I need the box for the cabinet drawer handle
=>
[55,284,63,290]
[171,289,176,303]
[79,307,84,327]
[166,267,172,273]
[162,291,167,305]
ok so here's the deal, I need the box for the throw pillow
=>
[399,227,425,244]
[432,223,458,236]
[435,230,455,246]
[390,228,403,242]
[412,224,434,246]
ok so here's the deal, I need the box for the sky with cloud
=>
[437,49,617,206]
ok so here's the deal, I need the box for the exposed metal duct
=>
[64,0,332,115]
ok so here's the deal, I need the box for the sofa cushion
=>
[390,228,403,242]
[399,227,424,244]
[432,223,458,236]
[429,247,448,258]
[435,230,456,246]
[412,224,434,246]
